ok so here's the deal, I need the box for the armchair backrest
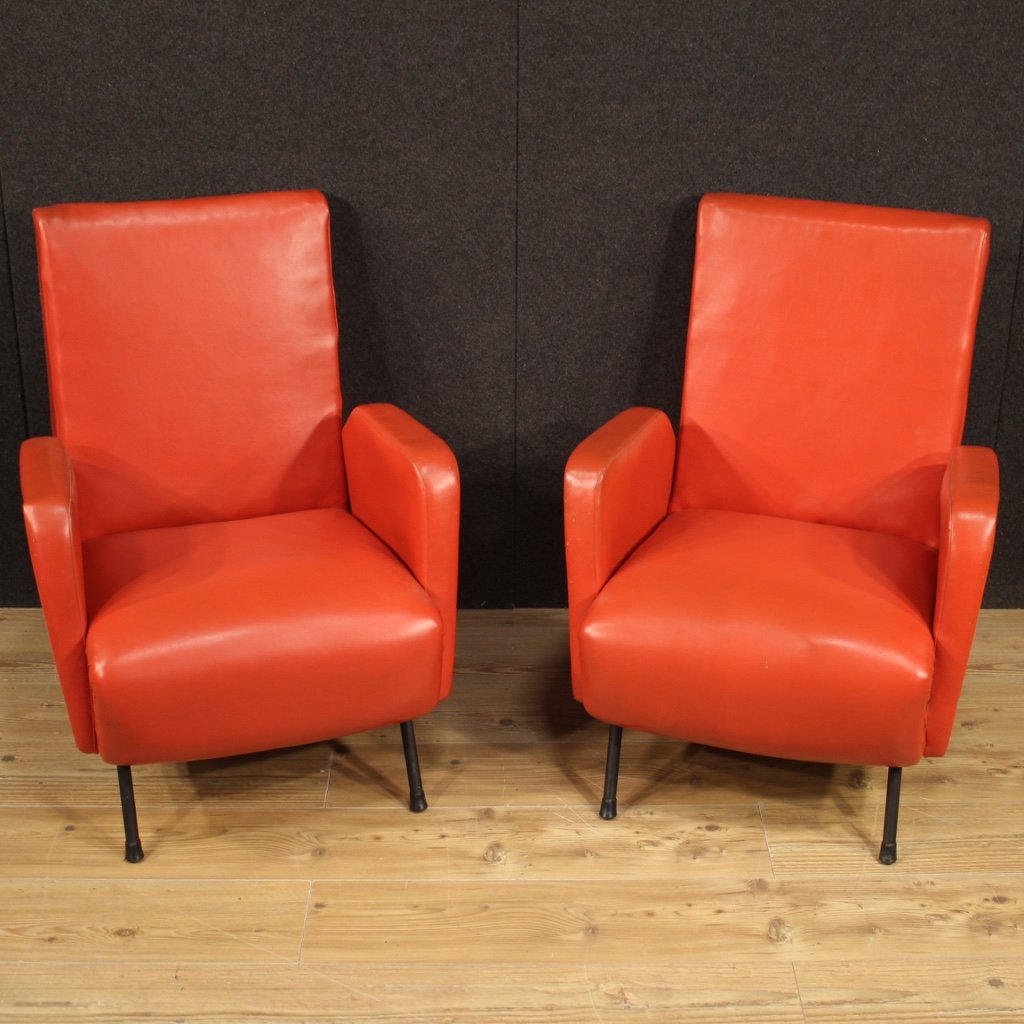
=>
[672,193,989,547]
[34,190,345,541]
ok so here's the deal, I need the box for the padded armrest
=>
[925,445,999,756]
[343,403,460,697]
[564,407,676,690]
[20,436,96,753]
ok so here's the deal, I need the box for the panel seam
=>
[512,0,521,607]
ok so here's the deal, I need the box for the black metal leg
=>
[400,721,428,813]
[117,765,144,863]
[600,725,623,820]
[878,766,902,865]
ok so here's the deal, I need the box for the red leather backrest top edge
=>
[672,193,990,546]
[34,190,346,540]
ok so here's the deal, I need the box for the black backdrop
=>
[2,0,1022,608]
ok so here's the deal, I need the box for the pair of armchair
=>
[21,190,997,866]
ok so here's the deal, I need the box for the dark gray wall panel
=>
[991,222,1024,607]
[517,0,1024,605]
[0,170,34,604]
[0,0,516,607]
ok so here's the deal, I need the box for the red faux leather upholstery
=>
[566,194,997,776]
[23,191,459,771]
[35,192,347,541]
[672,194,989,547]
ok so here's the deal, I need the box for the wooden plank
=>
[455,607,570,671]
[3,732,1019,816]
[337,671,596,747]
[304,875,1024,965]
[959,671,1024,703]
[764,802,1024,877]
[947,704,1024,747]
[0,734,332,808]
[0,803,771,881]
[0,962,805,1023]
[0,609,53,667]
[968,609,1024,671]
[331,737,1023,812]
[0,879,308,963]
[326,736,882,810]
[0,682,67,726]
[795,958,1024,1022]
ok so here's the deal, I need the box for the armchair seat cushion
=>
[579,508,937,767]
[83,507,442,765]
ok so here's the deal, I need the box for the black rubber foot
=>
[878,765,902,865]
[600,724,623,821]
[116,765,144,864]
[399,721,428,814]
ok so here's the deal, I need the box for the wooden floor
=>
[0,608,1022,1022]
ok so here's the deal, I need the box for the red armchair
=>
[22,191,459,861]
[565,193,998,864]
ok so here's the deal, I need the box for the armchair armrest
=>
[925,445,999,756]
[564,407,676,690]
[20,436,96,753]
[343,403,460,697]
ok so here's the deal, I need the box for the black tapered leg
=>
[600,725,623,820]
[117,765,144,863]
[400,721,428,813]
[878,766,902,865]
